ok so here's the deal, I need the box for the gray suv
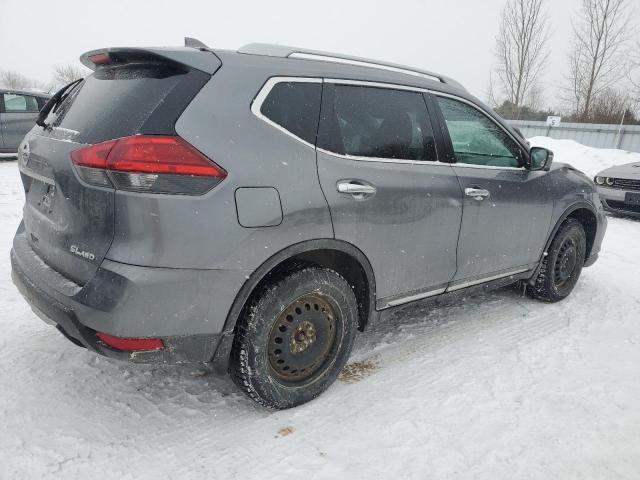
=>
[0,89,50,158]
[11,39,607,408]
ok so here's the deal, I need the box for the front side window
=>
[319,84,437,161]
[259,81,322,145]
[3,93,39,113]
[437,96,522,168]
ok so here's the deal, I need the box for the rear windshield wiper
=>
[36,78,84,128]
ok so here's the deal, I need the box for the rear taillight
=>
[70,135,226,195]
[96,332,164,352]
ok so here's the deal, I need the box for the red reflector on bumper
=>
[96,332,164,352]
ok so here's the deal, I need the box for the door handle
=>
[337,181,377,197]
[465,187,490,200]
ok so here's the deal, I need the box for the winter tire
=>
[528,218,587,302]
[229,267,358,409]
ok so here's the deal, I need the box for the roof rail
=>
[238,43,465,90]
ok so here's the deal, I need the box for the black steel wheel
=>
[528,218,587,302]
[267,294,338,383]
[229,267,358,409]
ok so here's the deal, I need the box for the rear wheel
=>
[229,267,358,409]
[528,218,587,302]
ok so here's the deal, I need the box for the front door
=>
[1,92,40,151]
[434,95,553,288]
[316,82,463,308]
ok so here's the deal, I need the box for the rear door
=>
[1,92,40,151]
[317,81,463,308]
[18,57,210,285]
[433,95,553,288]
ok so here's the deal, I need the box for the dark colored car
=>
[0,89,50,158]
[594,163,640,218]
[11,39,607,408]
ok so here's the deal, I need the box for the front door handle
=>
[337,181,377,197]
[465,187,490,201]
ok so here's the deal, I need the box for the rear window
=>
[47,63,190,144]
[318,84,437,161]
[259,81,322,145]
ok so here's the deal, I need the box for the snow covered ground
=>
[529,136,640,178]
[1,138,639,479]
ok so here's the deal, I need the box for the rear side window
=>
[259,81,322,145]
[47,63,194,144]
[319,85,437,161]
[3,93,39,112]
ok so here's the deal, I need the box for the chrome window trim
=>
[251,76,529,170]
[251,76,323,149]
[452,162,526,172]
[289,53,443,83]
[316,147,449,166]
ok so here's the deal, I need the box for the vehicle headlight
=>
[594,176,605,185]
[605,177,614,186]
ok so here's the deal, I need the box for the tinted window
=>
[319,85,436,161]
[3,93,39,112]
[46,64,188,144]
[437,96,522,168]
[37,97,49,110]
[260,81,322,145]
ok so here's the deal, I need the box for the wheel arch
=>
[220,239,377,339]
[529,202,598,284]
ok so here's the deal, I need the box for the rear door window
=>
[3,93,39,112]
[259,81,322,145]
[318,84,437,161]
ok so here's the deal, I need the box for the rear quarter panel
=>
[105,55,333,271]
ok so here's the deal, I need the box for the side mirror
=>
[529,147,554,171]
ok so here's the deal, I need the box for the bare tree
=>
[485,72,501,108]
[0,70,35,90]
[630,41,640,103]
[564,0,632,120]
[493,0,550,119]
[589,88,631,122]
[51,64,89,90]
[524,83,545,111]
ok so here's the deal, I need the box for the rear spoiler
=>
[80,38,221,74]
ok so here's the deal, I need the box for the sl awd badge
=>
[70,245,96,261]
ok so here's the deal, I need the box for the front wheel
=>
[229,267,358,409]
[528,218,587,302]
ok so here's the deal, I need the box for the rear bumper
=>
[11,226,249,364]
[597,186,640,219]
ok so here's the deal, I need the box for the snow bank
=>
[528,136,640,178]
[1,150,640,478]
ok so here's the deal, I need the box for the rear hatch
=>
[18,47,218,285]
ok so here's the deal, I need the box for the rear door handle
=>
[337,181,377,197]
[465,188,490,200]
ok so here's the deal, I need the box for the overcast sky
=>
[1,0,638,106]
